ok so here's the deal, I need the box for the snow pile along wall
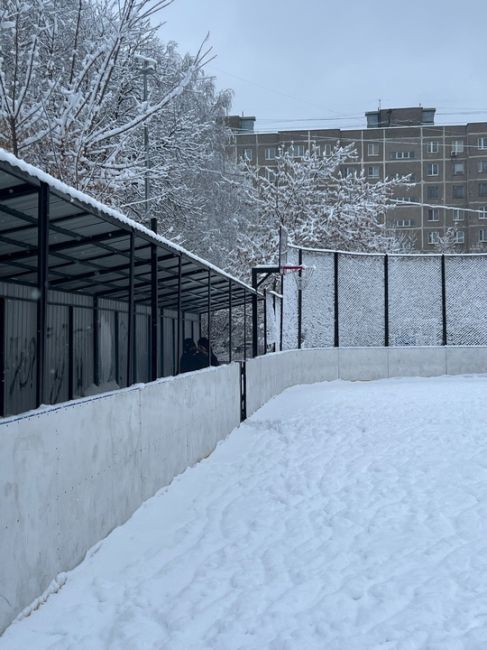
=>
[0,364,240,633]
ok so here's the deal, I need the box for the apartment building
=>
[227,107,487,252]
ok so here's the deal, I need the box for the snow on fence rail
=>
[282,246,487,349]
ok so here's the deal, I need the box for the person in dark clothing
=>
[180,338,206,373]
[197,336,220,367]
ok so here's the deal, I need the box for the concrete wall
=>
[246,347,487,416]
[2,345,487,633]
[0,364,240,634]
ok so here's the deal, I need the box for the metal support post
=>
[228,279,233,363]
[0,298,5,416]
[36,182,49,407]
[150,218,158,381]
[251,268,258,357]
[263,290,268,354]
[176,255,182,373]
[127,232,135,386]
[384,254,389,347]
[298,248,303,349]
[243,290,247,361]
[334,251,339,348]
[279,274,284,351]
[114,310,120,385]
[207,269,211,367]
[441,254,447,345]
[93,296,99,385]
[68,306,74,400]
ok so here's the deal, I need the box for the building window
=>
[480,229,487,242]
[478,137,487,150]
[397,196,418,203]
[453,209,463,221]
[265,168,276,182]
[265,147,276,160]
[343,166,355,176]
[427,163,439,176]
[243,148,253,161]
[392,151,415,160]
[428,208,440,221]
[395,219,415,227]
[480,207,487,219]
[323,143,332,156]
[426,140,439,154]
[427,185,440,199]
[478,161,487,174]
[453,162,465,175]
[368,165,380,178]
[479,183,487,197]
[428,231,440,244]
[368,142,379,156]
[452,185,465,199]
[451,140,464,155]
[454,231,465,244]
[290,144,305,157]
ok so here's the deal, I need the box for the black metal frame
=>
[0,155,260,417]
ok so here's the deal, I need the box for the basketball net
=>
[281,264,315,291]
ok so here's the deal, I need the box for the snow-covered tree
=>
[434,226,461,253]
[236,144,412,267]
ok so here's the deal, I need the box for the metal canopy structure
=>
[0,150,261,418]
[0,153,254,313]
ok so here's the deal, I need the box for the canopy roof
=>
[0,150,255,313]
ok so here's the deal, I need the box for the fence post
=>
[0,297,5,416]
[228,279,233,363]
[243,289,247,361]
[441,254,447,345]
[384,254,389,347]
[298,248,303,349]
[334,251,339,347]
[93,296,99,385]
[207,269,211,367]
[36,182,49,407]
[239,361,247,421]
[127,232,135,386]
[150,218,159,381]
[279,274,284,351]
[176,256,182,373]
[251,268,258,357]
[263,289,268,354]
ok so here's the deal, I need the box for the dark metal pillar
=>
[93,296,99,385]
[127,232,135,386]
[114,310,120,385]
[243,290,247,361]
[441,254,447,345]
[384,254,389,347]
[251,268,258,357]
[207,269,211,367]
[334,251,339,348]
[176,255,182,373]
[0,297,5,416]
[298,248,303,349]
[68,305,74,401]
[263,289,268,354]
[279,274,284,351]
[36,182,49,407]
[150,218,158,381]
[228,279,233,363]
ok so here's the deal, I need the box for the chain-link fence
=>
[281,247,487,348]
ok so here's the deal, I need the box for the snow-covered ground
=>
[3,375,487,649]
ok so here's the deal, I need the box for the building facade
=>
[227,107,487,252]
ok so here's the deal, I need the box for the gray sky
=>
[160,0,487,132]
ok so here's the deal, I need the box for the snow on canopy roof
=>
[0,148,255,292]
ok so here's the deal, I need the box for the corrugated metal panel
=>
[163,316,175,377]
[45,304,69,404]
[98,310,117,385]
[73,307,94,397]
[118,312,128,387]
[4,299,37,415]
[135,311,149,382]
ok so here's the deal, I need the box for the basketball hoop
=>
[280,264,315,290]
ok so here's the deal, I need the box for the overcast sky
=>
[160,0,487,132]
